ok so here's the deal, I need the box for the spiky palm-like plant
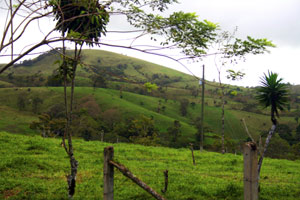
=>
[256,71,289,179]
[257,71,289,126]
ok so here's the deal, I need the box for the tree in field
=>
[127,115,159,145]
[211,29,275,154]
[167,120,181,146]
[144,82,158,95]
[17,94,26,111]
[32,96,43,114]
[49,1,110,197]
[256,71,289,182]
[30,113,65,137]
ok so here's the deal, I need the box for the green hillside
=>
[1,49,197,88]
[1,85,285,144]
[0,87,249,146]
[0,49,299,155]
[0,131,299,200]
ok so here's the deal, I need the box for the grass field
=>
[0,131,299,200]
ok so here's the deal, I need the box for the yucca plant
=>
[256,71,289,180]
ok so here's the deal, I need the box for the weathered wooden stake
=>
[161,170,168,193]
[243,142,258,200]
[104,146,114,200]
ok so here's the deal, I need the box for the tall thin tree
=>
[256,71,289,181]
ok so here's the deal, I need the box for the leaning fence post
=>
[243,142,258,200]
[104,146,114,200]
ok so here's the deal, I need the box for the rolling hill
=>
[0,49,299,152]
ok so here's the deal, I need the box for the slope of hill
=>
[0,87,248,146]
[0,131,299,200]
[1,85,298,156]
[1,49,198,88]
[0,49,299,153]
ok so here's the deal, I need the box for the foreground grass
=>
[0,132,300,200]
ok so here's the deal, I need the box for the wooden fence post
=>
[104,146,114,200]
[161,170,168,193]
[189,143,196,165]
[243,142,258,200]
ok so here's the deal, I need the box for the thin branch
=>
[1,12,52,52]
[0,0,26,50]
[242,118,255,142]
[0,38,63,74]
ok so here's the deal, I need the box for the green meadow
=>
[0,131,299,200]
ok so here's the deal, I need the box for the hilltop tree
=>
[256,71,289,184]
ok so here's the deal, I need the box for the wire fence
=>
[103,143,260,200]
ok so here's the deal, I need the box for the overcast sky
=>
[166,0,300,87]
[101,0,300,87]
[1,0,300,87]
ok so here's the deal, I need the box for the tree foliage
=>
[49,0,109,46]
[256,71,289,125]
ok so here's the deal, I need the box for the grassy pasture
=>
[0,131,299,199]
